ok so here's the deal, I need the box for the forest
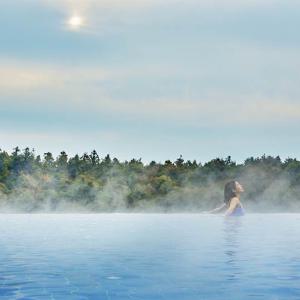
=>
[0,147,300,212]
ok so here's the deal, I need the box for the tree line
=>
[0,147,299,212]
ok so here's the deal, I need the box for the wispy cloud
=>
[44,0,300,11]
[44,0,176,32]
[0,58,178,95]
[42,0,300,34]
[84,95,300,125]
[1,58,300,127]
[0,59,109,91]
[0,63,58,90]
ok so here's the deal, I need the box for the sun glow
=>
[67,15,84,30]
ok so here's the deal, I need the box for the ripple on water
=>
[0,214,300,300]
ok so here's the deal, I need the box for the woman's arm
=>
[224,197,238,216]
[206,203,226,214]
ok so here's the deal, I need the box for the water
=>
[0,214,300,300]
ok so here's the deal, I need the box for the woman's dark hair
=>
[224,181,237,204]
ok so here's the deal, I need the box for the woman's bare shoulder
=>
[230,197,240,203]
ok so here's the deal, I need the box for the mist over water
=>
[0,149,300,213]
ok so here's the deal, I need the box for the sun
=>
[67,15,84,30]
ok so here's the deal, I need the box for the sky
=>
[0,0,300,164]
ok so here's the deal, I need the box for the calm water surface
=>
[0,214,300,299]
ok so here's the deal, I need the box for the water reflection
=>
[223,217,244,282]
[1,214,300,299]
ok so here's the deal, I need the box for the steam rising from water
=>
[0,155,299,213]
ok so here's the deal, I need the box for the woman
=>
[206,180,245,216]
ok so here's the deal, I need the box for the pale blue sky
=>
[0,0,300,163]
